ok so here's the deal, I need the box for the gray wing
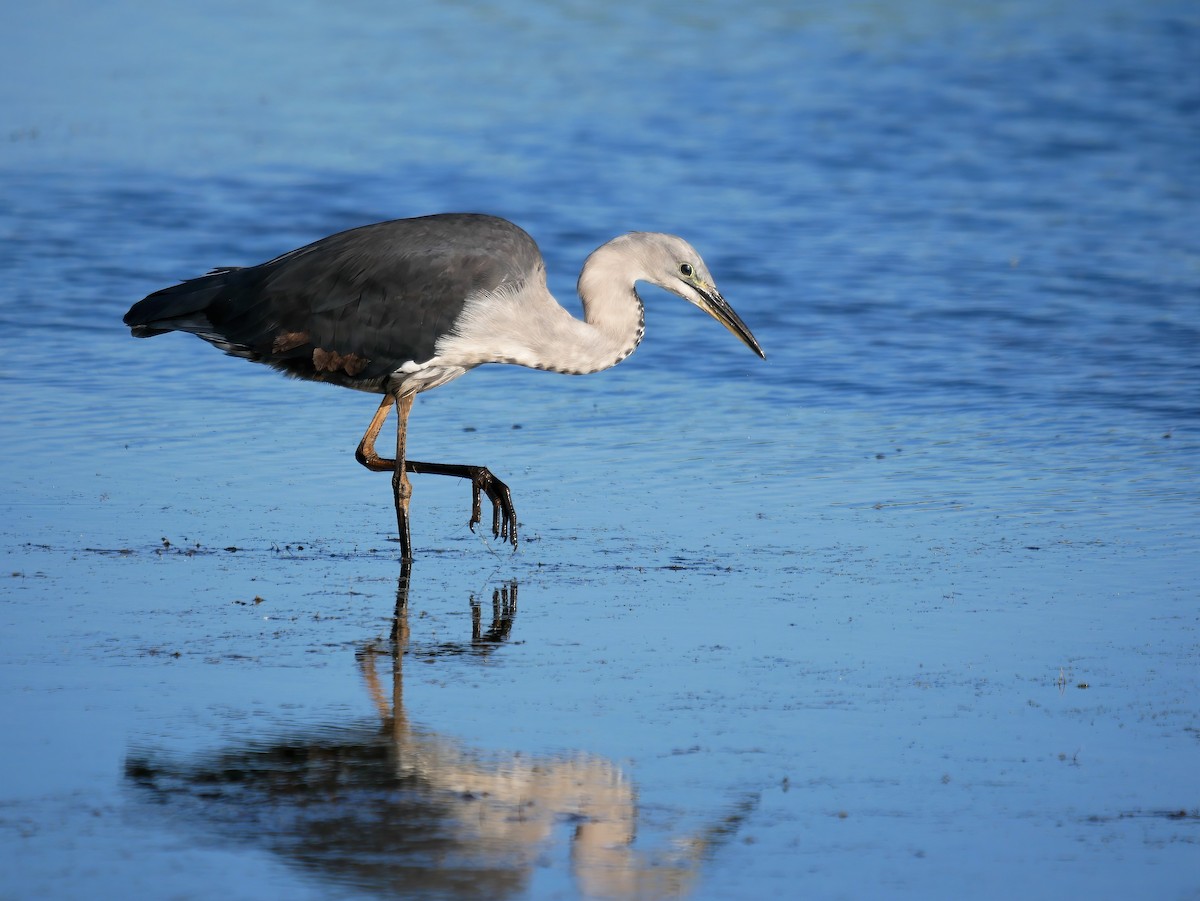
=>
[124,214,542,390]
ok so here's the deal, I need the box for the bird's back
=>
[124,214,543,392]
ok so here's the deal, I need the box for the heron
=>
[124,213,764,559]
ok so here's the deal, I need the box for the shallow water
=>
[2,1,1198,898]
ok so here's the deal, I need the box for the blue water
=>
[2,1,1198,899]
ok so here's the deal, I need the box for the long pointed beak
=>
[698,286,765,359]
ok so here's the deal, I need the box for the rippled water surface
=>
[2,1,1198,898]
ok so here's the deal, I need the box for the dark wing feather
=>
[124,214,542,391]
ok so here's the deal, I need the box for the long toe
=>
[459,467,517,548]
[488,479,517,548]
[467,477,484,533]
[475,469,517,548]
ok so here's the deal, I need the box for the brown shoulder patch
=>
[313,347,370,376]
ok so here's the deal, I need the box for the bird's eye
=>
[679,263,694,278]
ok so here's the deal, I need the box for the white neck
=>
[434,244,646,376]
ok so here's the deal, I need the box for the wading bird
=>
[124,214,764,559]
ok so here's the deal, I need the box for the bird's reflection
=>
[125,563,753,900]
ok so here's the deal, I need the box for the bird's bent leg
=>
[356,394,396,472]
[354,393,517,550]
[406,461,518,548]
[392,392,415,560]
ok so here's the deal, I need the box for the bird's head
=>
[589,232,765,359]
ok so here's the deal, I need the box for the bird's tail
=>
[123,267,242,338]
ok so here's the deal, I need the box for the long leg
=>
[391,392,415,560]
[355,394,518,550]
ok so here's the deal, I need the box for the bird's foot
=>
[466,467,518,548]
